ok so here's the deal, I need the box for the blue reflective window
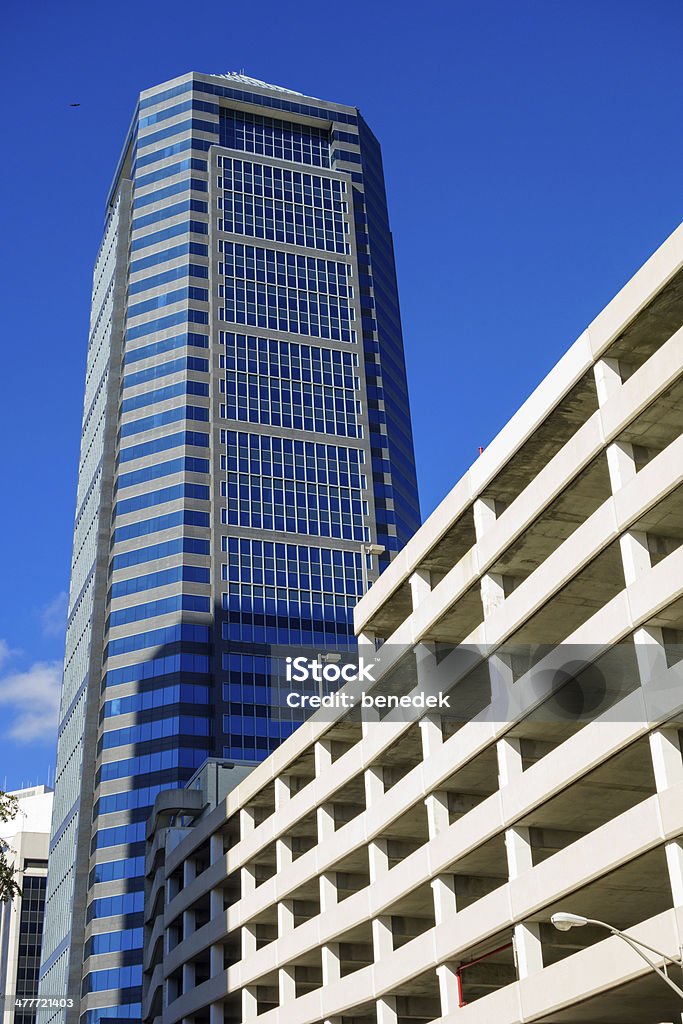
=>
[219,110,330,167]
[124,333,208,365]
[134,178,207,209]
[130,242,207,275]
[90,858,145,885]
[112,508,209,544]
[103,682,210,719]
[101,712,211,748]
[138,99,194,128]
[111,537,210,571]
[98,747,206,783]
[95,781,183,816]
[105,623,209,660]
[87,892,144,921]
[136,158,207,189]
[107,594,210,628]
[131,199,208,233]
[121,382,209,415]
[222,431,365,540]
[123,355,208,388]
[114,481,209,518]
[134,137,212,171]
[85,928,143,956]
[109,565,209,600]
[82,964,142,993]
[221,331,360,437]
[83,1006,142,1024]
[219,157,347,254]
[119,430,209,464]
[128,285,208,319]
[120,405,208,438]
[219,241,352,343]
[125,308,209,341]
[128,264,208,296]
[130,220,208,254]
[93,821,147,850]
[139,82,193,110]
[136,118,216,151]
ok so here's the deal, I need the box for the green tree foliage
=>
[0,793,20,903]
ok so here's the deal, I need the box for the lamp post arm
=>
[586,921,683,1001]
[585,919,683,969]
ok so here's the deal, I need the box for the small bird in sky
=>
[69,103,80,107]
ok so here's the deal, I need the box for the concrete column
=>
[321,941,341,986]
[240,807,258,960]
[241,986,258,1021]
[275,775,293,874]
[420,713,443,759]
[436,963,462,1015]
[241,924,257,959]
[497,737,543,978]
[358,630,376,649]
[364,763,385,806]
[182,909,195,941]
[278,962,296,1005]
[210,832,225,919]
[376,995,398,1024]
[210,940,223,976]
[366,760,394,1015]
[182,959,195,993]
[183,857,196,887]
[473,499,499,610]
[474,497,506,621]
[368,836,389,884]
[209,1002,223,1024]
[420,712,458,936]
[650,727,683,905]
[209,829,225,971]
[474,497,514,710]
[372,913,393,959]
[275,774,292,811]
[606,438,636,492]
[593,356,622,406]
[409,567,432,610]
[316,737,340,977]
[362,704,381,738]
[634,623,667,684]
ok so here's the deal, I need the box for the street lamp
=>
[360,543,385,595]
[316,652,341,701]
[551,913,683,1000]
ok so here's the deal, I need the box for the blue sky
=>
[1,0,682,789]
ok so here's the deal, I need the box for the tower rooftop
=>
[211,71,308,97]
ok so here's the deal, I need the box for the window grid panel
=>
[222,431,367,541]
[218,242,354,343]
[219,110,331,168]
[218,157,348,254]
[221,332,361,438]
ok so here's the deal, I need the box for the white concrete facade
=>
[143,224,683,1023]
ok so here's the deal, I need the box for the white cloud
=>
[0,662,62,743]
[0,641,18,670]
[40,592,68,639]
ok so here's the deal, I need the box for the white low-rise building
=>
[143,222,683,1024]
[0,787,53,1024]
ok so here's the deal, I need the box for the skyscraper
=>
[38,72,419,1024]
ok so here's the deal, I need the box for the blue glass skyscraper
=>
[38,72,420,1024]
